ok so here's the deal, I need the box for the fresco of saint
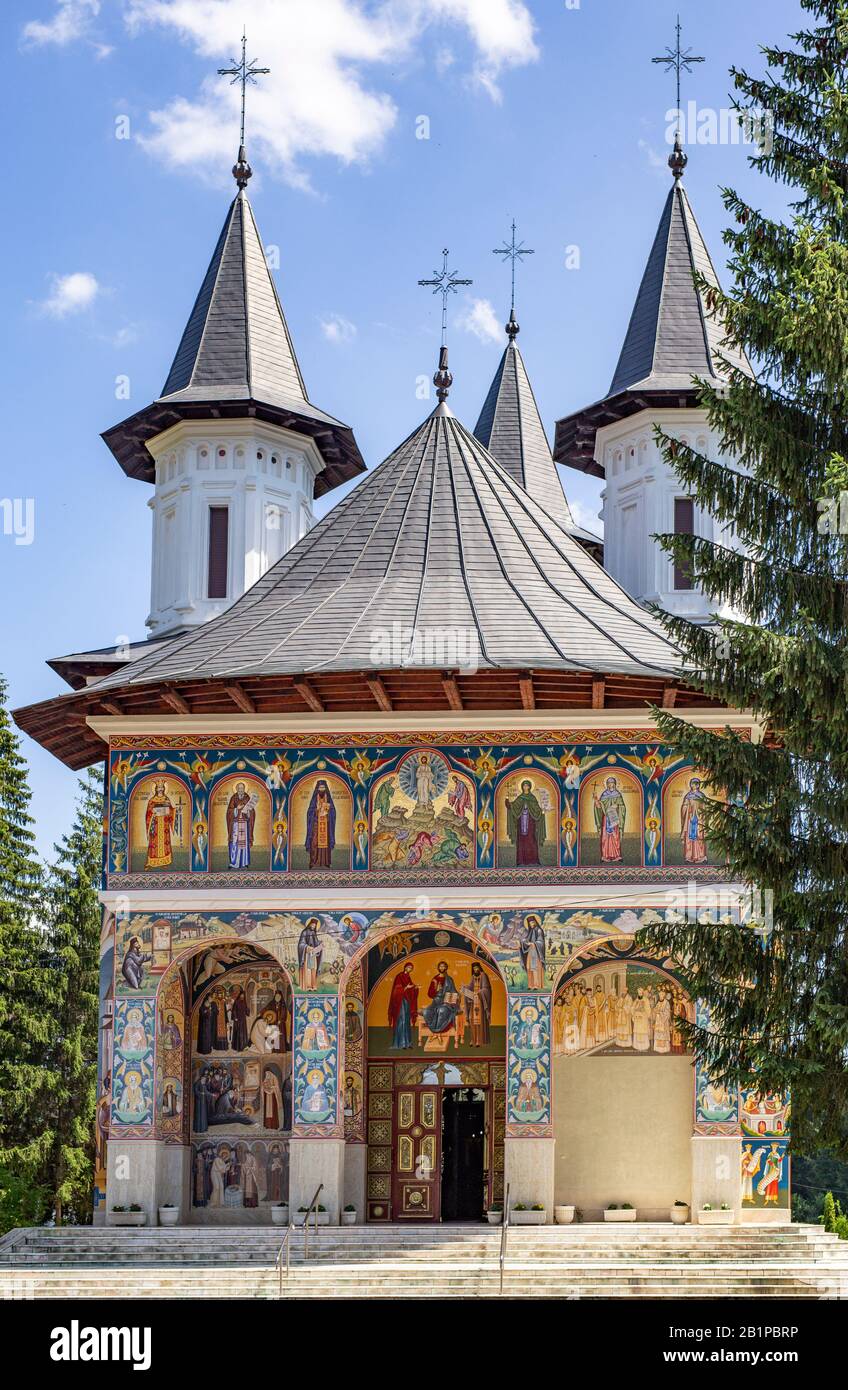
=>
[460,962,492,1046]
[297,920,323,990]
[305,779,337,869]
[591,776,627,863]
[680,777,708,863]
[388,963,418,1049]
[226,783,256,869]
[504,780,545,866]
[519,915,546,989]
[145,780,176,869]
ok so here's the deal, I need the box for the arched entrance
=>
[551,936,695,1221]
[343,928,507,1223]
[155,941,294,1224]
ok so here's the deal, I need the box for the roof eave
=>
[553,384,708,475]
[102,396,366,496]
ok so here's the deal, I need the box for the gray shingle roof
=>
[87,400,680,692]
[610,180,751,395]
[474,336,576,533]
[101,188,365,491]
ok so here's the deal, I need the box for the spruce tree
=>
[41,767,103,1225]
[0,673,52,1224]
[638,1,848,1154]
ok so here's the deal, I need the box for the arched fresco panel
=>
[289,772,353,871]
[208,774,272,873]
[129,773,192,873]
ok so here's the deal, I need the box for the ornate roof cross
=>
[652,16,704,179]
[493,220,534,338]
[418,249,473,348]
[218,31,270,186]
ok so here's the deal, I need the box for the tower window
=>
[673,497,695,591]
[207,506,229,599]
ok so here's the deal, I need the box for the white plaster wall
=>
[554,1055,694,1220]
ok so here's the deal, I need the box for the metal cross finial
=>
[418,248,472,348]
[652,14,704,133]
[493,220,534,338]
[218,31,270,153]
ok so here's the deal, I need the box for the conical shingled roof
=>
[554,176,752,475]
[474,330,600,547]
[102,188,365,494]
[85,400,681,691]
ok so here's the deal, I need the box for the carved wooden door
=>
[392,1085,441,1220]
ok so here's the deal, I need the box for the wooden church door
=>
[392,1085,441,1220]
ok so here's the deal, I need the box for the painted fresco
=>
[368,947,505,1058]
[112,997,154,1127]
[741,1140,790,1210]
[128,774,192,872]
[293,996,339,1133]
[494,770,558,867]
[342,963,366,1141]
[740,1089,791,1138]
[93,929,114,1216]
[579,769,644,867]
[371,751,474,870]
[191,1138,289,1210]
[208,775,272,872]
[289,772,352,871]
[507,994,551,1130]
[693,1000,742,1135]
[662,767,724,867]
[107,733,728,886]
[553,962,694,1057]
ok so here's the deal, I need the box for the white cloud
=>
[320,312,357,345]
[120,0,538,187]
[638,138,669,176]
[38,271,101,318]
[569,498,603,536]
[456,296,501,345]
[22,0,101,48]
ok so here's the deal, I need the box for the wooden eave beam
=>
[161,687,190,714]
[291,676,324,712]
[441,672,464,711]
[591,676,606,709]
[518,671,536,710]
[662,684,678,709]
[225,682,256,714]
[363,674,393,712]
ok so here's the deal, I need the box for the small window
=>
[673,497,695,591]
[207,506,229,598]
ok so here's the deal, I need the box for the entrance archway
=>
[551,936,695,1221]
[343,928,507,1223]
[155,941,294,1224]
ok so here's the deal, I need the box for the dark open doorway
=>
[440,1087,486,1221]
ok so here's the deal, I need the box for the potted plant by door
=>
[698,1203,735,1225]
[109,1204,148,1227]
[511,1203,546,1226]
[486,1203,503,1225]
[341,1205,357,1226]
[554,1205,575,1225]
[158,1203,180,1227]
[296,1205,331,1226]
[270,1203,290,1227]
[604,1203,637,1222]
[670,1200,689,1225]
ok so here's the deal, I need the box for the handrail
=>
[275,1223,294,1300]
[274,1182,324,1299]
[302,1182,324,1262]
[498,1183,511,1297]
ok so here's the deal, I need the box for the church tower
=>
[102,144,364,637]
[554,139,751,620]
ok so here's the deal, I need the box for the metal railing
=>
[498,1183,510,1296]
[275,1183,324,1299]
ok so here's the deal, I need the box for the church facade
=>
[15,137,789,1228]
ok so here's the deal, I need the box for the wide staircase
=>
[1,1223,846,1299]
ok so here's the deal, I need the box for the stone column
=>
[504,992,555,1220]
[290,995,345,1220]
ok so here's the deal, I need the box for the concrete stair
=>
[1,1224,846,1300]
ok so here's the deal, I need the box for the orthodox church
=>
[15,130,789,1229]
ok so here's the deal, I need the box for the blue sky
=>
[3,0,800,858]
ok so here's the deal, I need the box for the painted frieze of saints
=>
[591,776,627,863]
[225,782,256,869]
[305,778,336,868]
[679,776,708,864]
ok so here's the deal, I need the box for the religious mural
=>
[579,769,644,867]
[662,767,723,867]
[293,996,339,1132]
[191,1139,289,1211]
[367,945,505,1058]
[107,734,731,885]
[507,994,550,1129]
[208,775,272,872]
[553,956,695,1058]
[740,1089,791,1139]
[741,1140,790,1210]
[289,772,352,871]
